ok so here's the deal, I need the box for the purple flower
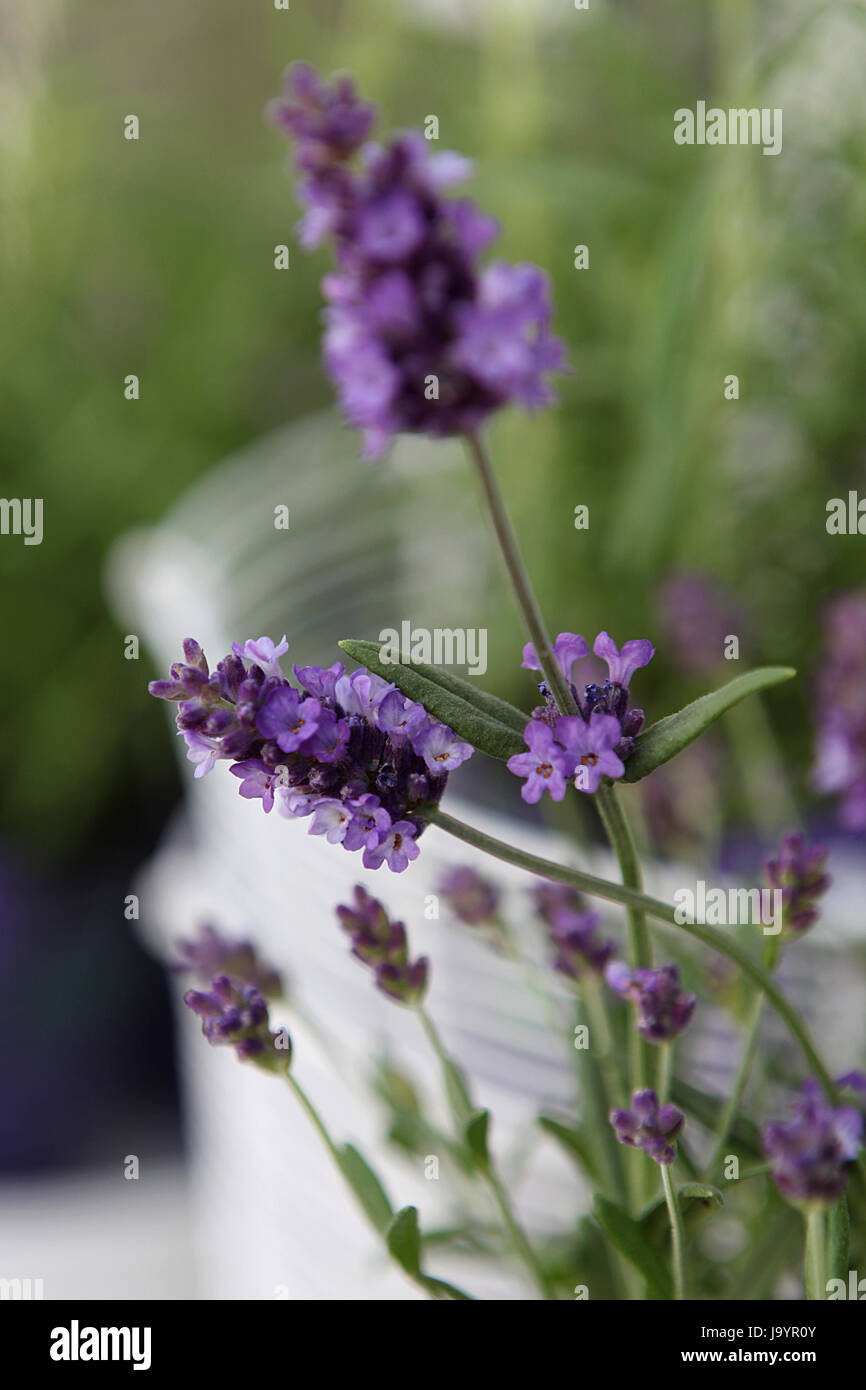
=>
[413,721,474,773]
[231,635,289,680]
[548,910,616,982]
[556,713,625,793]
[606,962,696,1043]
[593,631,655,689]
[175,924,283,999]
[343,794,391,852]
[512,628,654,801]
[521,632,589,683]
[308,798,354,844]
[336,885,428,1004]
[363,820,420,873]
[530,880,587,924]
[304,707,350,763]
[438,865,501,926]
[184,974,289,1070]
[763,1081,862,1205]
[179,729,218,778]
[811,592,866,830]
[150,636,471,870]
[269,65,568,456]
[610,1089,684,1166]
[293,661,345,701]
[375,689,426,743]
[256,687,322,752]
[507,720,571,803]
[764,833,831,936]
[229,759,283,813]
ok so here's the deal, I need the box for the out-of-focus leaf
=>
[337,1143,393,1234]
[622,668,796,782]
[592,1195,672,1299]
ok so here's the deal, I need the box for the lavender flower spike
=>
[270,63,568,456]
[811,591,866,830]
[763,1081,862,1205]
[610,1089,685,1166]
[764,833,831,936]
[606,961,696,1043]
[149,636,472,871]
[336,885,428,1004]
[184,975,290,1071]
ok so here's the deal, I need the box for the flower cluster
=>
[437,865,501,926]
[149,636,472,872]
[610,1089,685,1166]
[507,631,654,801]
[762,1080,862,1205]
[184,975,289,1071]
[764,833,831,937]
[336,885,428,1004]
[812,591,866,831]
[528,878,616,980]
[605,962,696,1043]
[175,923,284,998]
[269,63,568,456]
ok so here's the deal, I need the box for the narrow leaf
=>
[465,1109,491,1170]
[337,1144,393,1234]
[339,639,526,760]
[386,1204,422,1276]
[622,666,796,783]
[592,1195,673,1299]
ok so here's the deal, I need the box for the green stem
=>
[661,1163,686,1300]
[658,1042,674,1106]
[426,806,837,1097]
[465,431,578,717]
[596,785,654,1113]
[805,1206,827,1301]
[705,991,765,1180]
[286,1071,344,1164]
[415,1004,554,1299]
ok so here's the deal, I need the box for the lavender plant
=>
[149,64,865,1301]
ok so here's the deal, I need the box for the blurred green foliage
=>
[1,0,865,858]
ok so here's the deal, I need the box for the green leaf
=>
[386,1206,474,1299]
[622,667,796,783]
[592,1195,673,1299]
[538,1116,600,1183]
[441,1056,474,1129]
[828,1194,850,1285]
[336,1144,393,1234]
[386,1204,423,1276]
[465,1109,491,1170]
[338,639,527,760]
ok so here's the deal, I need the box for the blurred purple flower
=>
[336,886,428,1004]
[763,1080,862,1204]
[606,961,696,1043]
[812,592,866,831]
[610,1089,685,1165]
[438,865,501,926]
[269,63,568,456]
[184,974,289,1070]
[175,924,283,999]
[656,573,740,676]
[764,833,831,936]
